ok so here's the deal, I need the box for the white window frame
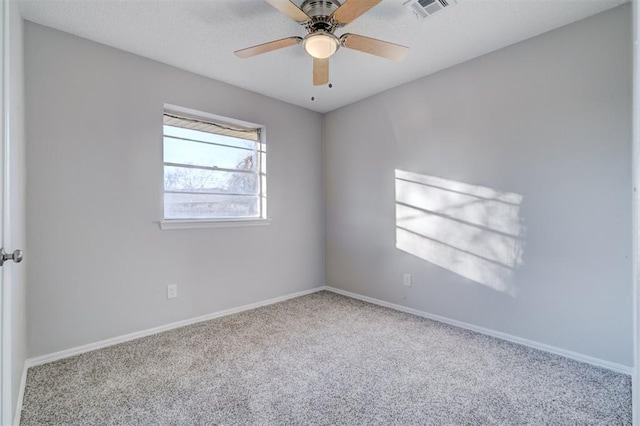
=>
[159,104,269,230]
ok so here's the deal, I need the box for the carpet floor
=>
[20,291,631,425]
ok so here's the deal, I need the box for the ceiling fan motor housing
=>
[301,0,341,18]
[301,0,342,31]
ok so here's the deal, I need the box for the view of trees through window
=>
[163,116,264,220]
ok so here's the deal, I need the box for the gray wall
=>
[7,0,27,422]
[25,4,633,368]
[25,23,324,357]
[324,5,633,366]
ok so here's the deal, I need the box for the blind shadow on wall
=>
[395,169,526,296]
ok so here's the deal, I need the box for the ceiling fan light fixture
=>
[303,32,339,59]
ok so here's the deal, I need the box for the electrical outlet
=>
[167,284,178,299]
[403,273,412,287]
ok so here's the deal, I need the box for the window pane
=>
[163,125,255,150]
[164,166,258,195]
[164,193,259,219]
[164,137,256,171]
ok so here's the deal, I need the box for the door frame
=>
[633,0,639,424]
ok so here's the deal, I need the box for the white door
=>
[1,5,7,422]
[1,0,26,423]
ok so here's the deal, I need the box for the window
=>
[162,106,266,226]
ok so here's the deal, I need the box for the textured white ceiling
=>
[20,0,628,113]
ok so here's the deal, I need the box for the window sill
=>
[159,218,271,230]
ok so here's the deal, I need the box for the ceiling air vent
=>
[403,0,457,19]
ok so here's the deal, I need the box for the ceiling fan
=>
[234,0,409,86]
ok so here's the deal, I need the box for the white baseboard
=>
[633,367,639,426]
[13,361,27,426]
[23,284,631,378]
[635,366,639,426]
[324,286,633,375]
[26,286,326,368]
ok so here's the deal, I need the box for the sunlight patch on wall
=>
[395,170,525,295]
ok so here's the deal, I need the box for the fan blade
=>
[234,37,303,58]
[340,33,409,61]
[331,0,382,25]
[313,57,329,86]
[266,0,310,23]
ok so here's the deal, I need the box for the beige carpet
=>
[20,291,631,425]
